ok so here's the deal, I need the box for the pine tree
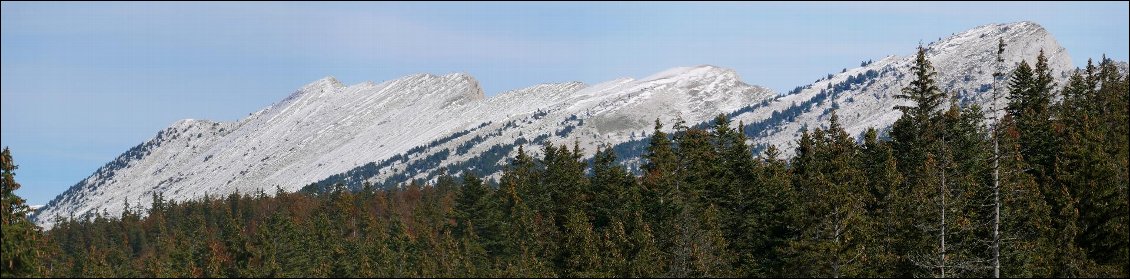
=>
[941,101,993,277]
[697,205,734,277]
[996,115,1054,277]
[1054,57,1129,276]
[747,145,794,276]
[452,172,503,261]
[641,119,681,258]
[1008,50,1058,185]
[500,145,536,217]
[891,45,947,174]
[543,142,589,229]
[360,212,394,277]
[589,145,638,230]
[625,213,664,277]
[2,147,40,278]
[888,45,965,277]
[599,219,630,277]
[1087,58,1128,276]
[386,214,416,276]
[887,49,950,277]
[784,113,871,277]
[708,114,759,275]
[560,209,605,277]
[677,128,717,205]
[497,145,557,277]
[860,128,905,277]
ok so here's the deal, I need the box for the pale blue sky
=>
[3,2,1128,205]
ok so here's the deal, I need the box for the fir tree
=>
[589,145,638,230]
[2,147,39,278]
[1008,50,1057,184]
[784,113,871,277]
[641,119,681,260]
[560,209,605,277]
[891,45,947,172]
[860,128,905,277]
[710,114,759,275]
[747,145,794,276]
[996,115,1055,277]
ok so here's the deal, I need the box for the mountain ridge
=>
[33,21,1084,228]
[34,60,774,228]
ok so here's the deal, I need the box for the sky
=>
[2,1,1128,205]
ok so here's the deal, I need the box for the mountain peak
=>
[441,72,486,102]
[972,21,1045,33]
[641,64,739,82]
[1002,21,1046,32]
[171,118,205,128]
[931,21,1055,51]
[926,21,1070,75]
[634,65,750,96]
[301,76,345,92]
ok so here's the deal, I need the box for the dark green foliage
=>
[589,145,640,230]
[891,45,947,178]
[1047,58,1130,277]
[1008,51,1058,184]
[860,128,904,277]
[783,113,871,277]
[453,172,503,262]
[2,147,41,277]
[997,114,1055,277]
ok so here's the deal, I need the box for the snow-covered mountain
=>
[34,64,772,228]
[35,21,1080,228]
[728,21,1073,156]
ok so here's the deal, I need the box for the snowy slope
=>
[728,21,1074,157]
[35,64,773,228]
[299,22,1076,195]
[324,65,773,188]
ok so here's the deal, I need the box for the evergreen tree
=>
[499,145,536,217]
[589,145,638,230]
[560,209,605,277]
[1084,58,1128,276]
[625,213,664,277]
[693,205,733,278]
[542,142,589,229]
[708,114,759,275]
[452,172,503,260]
[887,49,950,277]
[784,113,871,277]
[641,119,681,263]
[887,45,967,277]
[676,128,716,205]
[1008,50,1057,184]
[496,145,557,277]
[860,128,905,277]
[1053,58,1129,276]
[747,145,794,276]
[891,45,947,173]
[941,101,993,277]
[996,115,1055,277]
[2,147,39,278]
